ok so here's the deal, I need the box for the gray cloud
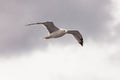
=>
[107,23,120,43]
[0,0,113,54]
[115,24,120,37]
[39,0,112,40]
[108,24,120,63]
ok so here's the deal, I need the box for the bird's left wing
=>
[67,30,83,46]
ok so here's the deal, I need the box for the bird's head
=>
[59,28,68,33]
[64,29,68,33]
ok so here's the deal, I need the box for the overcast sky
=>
[0,0,114,53]
[0,0,120,80]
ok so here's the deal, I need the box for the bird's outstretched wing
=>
[27,21,59,33]
[67,30,83,46]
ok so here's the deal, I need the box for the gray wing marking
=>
[42,22,59,33]
[27,21,59,33]
[67,30,83,46]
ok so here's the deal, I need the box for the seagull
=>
[26,21,83,46]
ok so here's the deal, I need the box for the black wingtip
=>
[26,24,32,26]
[79,38,83,46]
[79,42,83,46]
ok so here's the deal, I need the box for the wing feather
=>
[26,21,59,33]
[42,22,59,33]
[67,30,83,46]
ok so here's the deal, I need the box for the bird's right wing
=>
[26,23,41,26]
[42,22,59,33]
[67,30,83,46]
[26,21,59,33]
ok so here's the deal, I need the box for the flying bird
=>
[26,21,83,46]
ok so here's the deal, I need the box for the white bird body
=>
[46,29,66,38]
[27,21,83,46]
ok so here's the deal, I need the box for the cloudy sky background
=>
[0,0,120,80]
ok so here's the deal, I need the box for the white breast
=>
[50,29,66,38]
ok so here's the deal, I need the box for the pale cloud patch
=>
[0,41,119,80]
